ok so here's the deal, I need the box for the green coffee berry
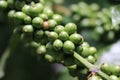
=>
[100,63,112,74]
[69,33,83,44]
[53,39,63,50]
[0,1,8,10]
[59,31,69,41]
[89,47,97,55]
[47,32,58,41]
[39,13,48,20]
[48,19,57,30]
[63,40,75,54]
[110,75,119,80]
[24,16,32,24]
[54,25,65,34]
[65,23,77,34]
[52,14,63,24]
[36,45,46,54]
[86,55,96,64]
[23,25,34,33]
[32,17,43,28]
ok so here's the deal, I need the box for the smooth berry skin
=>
[39,13,48,20]
[86,55,96,64]
[52,14,63,24]
[69,33,83,44]
[48,32,58,41]
[53,39,63,50]
[23,25,34,33]
[76,45,83,54]
[32,17,43,28]
[14,12,26,24]
[89,47,97,55]
[65,23,77,34]
[43,8,54,18]
[100,63,112,74]
[8,10,16,19]
[48,19,57,30]
[59,31,69,41]
[29,41,40,48]
[34,30,44,39]
[36,45,46,54]
[81,46,90,57]
[24,16,32,24]
[54,25,65,34]
[45,54,55,62]
[63,40,75,54]
[0,1,8,10]
[22,5,30,15]
[111,65,120,75]
[110,75,119,80]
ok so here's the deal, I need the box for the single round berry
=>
[69,33,83,44]
[59,31,69,41]
[52,14,63,24]
[29,41,40,48]
[86,55,96,64]
[36,45,46,54]
[76,45,83,54]
[22,5,30,15]
[89,47,97,55]
[110,75,119,80]
[0,1,8,10]
[39,13,48,20]
[63,40,75,54]
[100,63,112,74]
[43,21,49,29]
[53,39,63,50]
[45,54,55,62]
[23,25,34,33]
[47,32,58,41]
[54,25,65,34]
[43,8,54,18]
[32,17,43,28]
[24,16,32,24]
[111,65,120,75]
[48,19,57,30]
[8,10,16,19]
[14,12,26,24]
[65,23,77,34]
[81,46,90,57]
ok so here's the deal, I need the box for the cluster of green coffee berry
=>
[5,1,98,79]
[99,62,120,80]
[1,0,119,80]
[70,2,120,43]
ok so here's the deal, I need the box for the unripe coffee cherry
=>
[23,25,34,33]
[63,40,75,54]
[59,31,69,41]
[65,23,77,34]
[36,45,46,54]
[69,33,83,44]
[53,39,63,50]
[32,17,43,28]
[54,25,65,34]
